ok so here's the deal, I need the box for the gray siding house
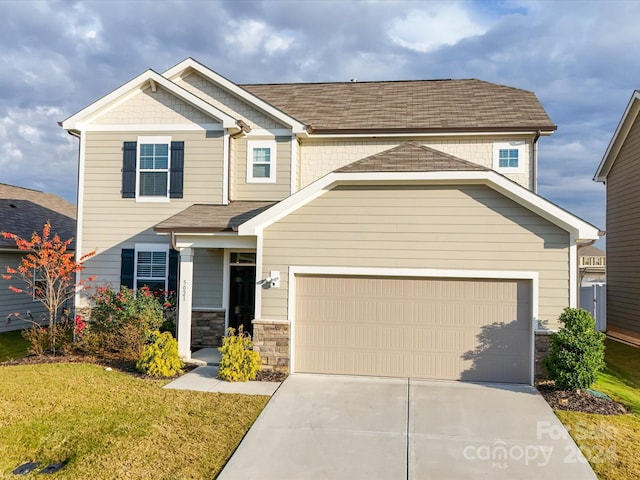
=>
[61,58,599,384]
[595,89,640,345]
[0,184,76,332]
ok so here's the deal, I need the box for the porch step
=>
[189,347,221,366]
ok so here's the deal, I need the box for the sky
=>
[2,0,639,245]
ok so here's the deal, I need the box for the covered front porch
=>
[154,202,275,360]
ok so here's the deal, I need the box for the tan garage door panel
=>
[294,275,531,383]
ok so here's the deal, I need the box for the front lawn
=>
[0,330,29,362]
[556,339,640,480]
[0,363,268,479]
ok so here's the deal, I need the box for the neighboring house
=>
[594,89,640,346]
[61,58,599,384]
[578,244,606,286]
[0,183,76,332]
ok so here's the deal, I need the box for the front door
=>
[229,264,256,336]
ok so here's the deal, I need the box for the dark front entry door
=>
[229,265,256,336]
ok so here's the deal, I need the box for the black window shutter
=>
[122,142,137,198]
[120,249,135,289]
[168,249,179,293]
[169,141,184,198]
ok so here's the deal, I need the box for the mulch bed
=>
[3,354,287,382]
[536,380,628,415]
[254,369,288,382]
[1,353,197,380]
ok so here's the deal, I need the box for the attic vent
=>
[9,203,16,208]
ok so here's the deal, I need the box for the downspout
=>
[532,130,541,193]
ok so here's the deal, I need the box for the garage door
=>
[294,275,531,383]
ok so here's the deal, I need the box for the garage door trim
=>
[288,266,538,384]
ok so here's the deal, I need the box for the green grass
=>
[0,330,30,362]
[0,363,268,479]
[555,338,640,480]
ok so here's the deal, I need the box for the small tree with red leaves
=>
[1,221,96,354]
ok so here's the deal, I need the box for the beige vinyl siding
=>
[93,87,214,125]
[261,184,569,329]
[79,130,224,304]
[233,137,291,201]
[176,72,287,130]
[299,137,532,189]
[192,249,224,308]
[606,113,640,337]
[0,252,51,332]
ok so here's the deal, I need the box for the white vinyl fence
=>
[579,284,606,332]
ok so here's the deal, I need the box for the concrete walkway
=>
[217,374,598,480]
[163,348,281,396]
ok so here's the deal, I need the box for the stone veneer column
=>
[534,331,553,379]
[252,319,290,373]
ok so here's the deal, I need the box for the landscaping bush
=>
[218,327,261,382]
[543,307,606,391]
[22,316,73,356]
[136,331,184,377]
[76,285,165,360]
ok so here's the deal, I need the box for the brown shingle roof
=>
[155,202,276,233]
[0,183,76,219]
[242,79,556,133]
[578,245,605,257]
[336,142,490,173]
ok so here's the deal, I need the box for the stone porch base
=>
[191,310,225,348]
[252,319,289,373]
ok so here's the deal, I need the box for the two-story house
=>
[61,58,599,384]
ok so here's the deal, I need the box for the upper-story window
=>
[493,141,525,173]
[139,140,170,197]
[121,137,184,201]
[247,140,276,183]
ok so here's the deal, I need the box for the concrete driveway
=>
[217,374,597,480]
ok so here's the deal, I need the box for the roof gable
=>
[163,58,306,133]
[60,69,238,131]
[594,90,640,181]
[336,142,489,173]
[238,146,598,240]
[242,79,557,134]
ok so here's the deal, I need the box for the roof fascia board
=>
[594,90,640,181]
[302,131,551,140]
[61,70,238,131]
[163,58,307,134]
[307,128,556,136]
[238,171,599,239]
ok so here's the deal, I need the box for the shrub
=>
[543,307,606,391]
[218,327,261,382]
[22,317,73,356]
[77,285,165,360]
[136,331,184,377]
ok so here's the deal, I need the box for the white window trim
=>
[133,243,170,292]
[247,140,277,183]
[493,141,525,173]
[136,135,172,203]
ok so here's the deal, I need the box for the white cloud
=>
[225,19,295,56]
[387,3,488,52]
